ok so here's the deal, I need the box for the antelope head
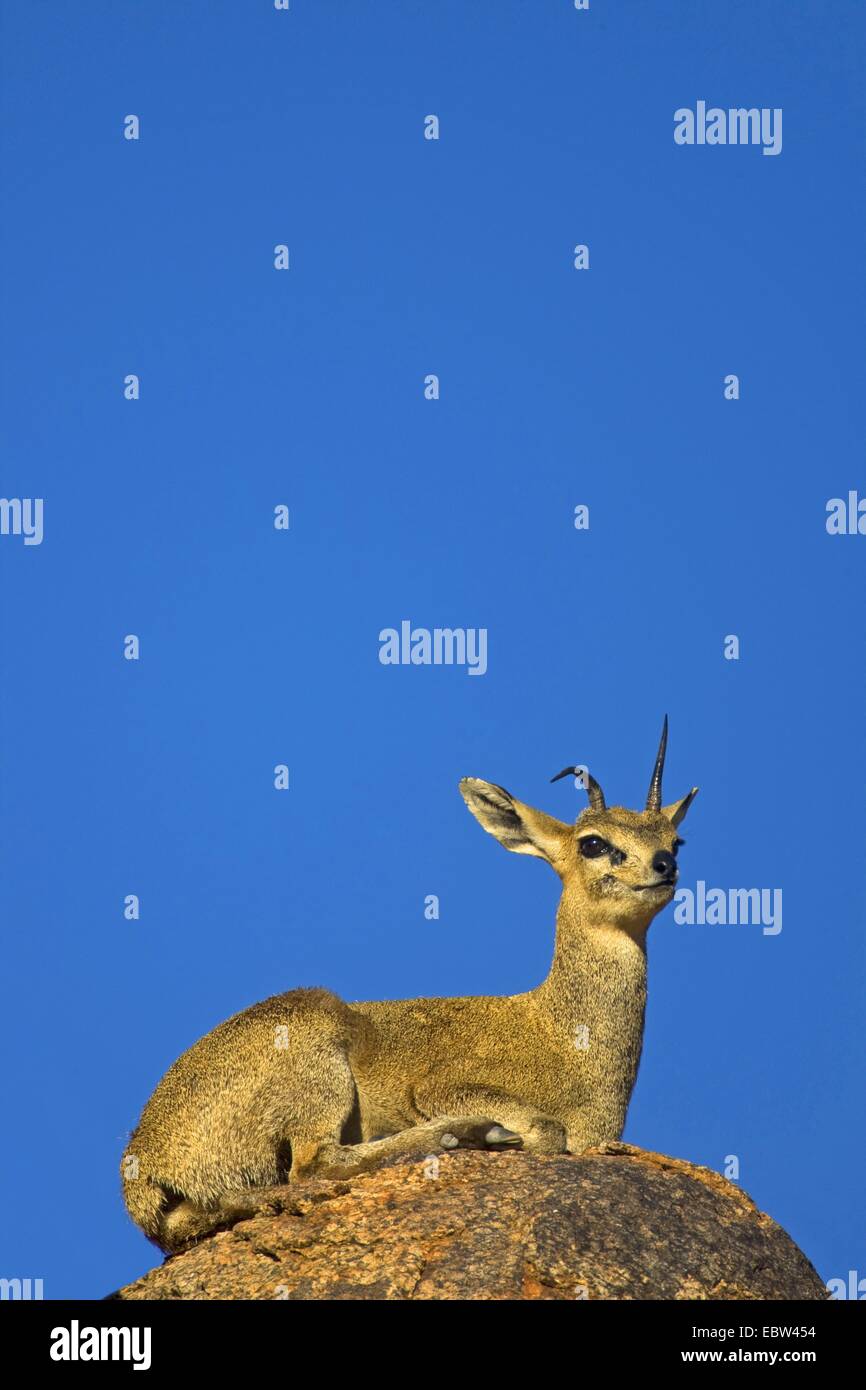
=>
[460,717,698,935]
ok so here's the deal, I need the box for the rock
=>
[112,1145,826,1301]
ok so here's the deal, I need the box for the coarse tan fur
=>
[122,732,698,1253]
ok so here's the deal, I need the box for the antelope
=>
[122,717,697,1252]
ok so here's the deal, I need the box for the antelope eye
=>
[579,836,609,859]
[673,837,685,854]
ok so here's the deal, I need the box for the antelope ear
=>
[459,778,570,869]
[663,787,699,827]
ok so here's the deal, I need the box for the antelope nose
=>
[652,851,676,879]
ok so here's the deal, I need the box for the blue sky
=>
[1,1,864,1299]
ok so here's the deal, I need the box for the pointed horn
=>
[550,766,606,812]
[646,715,669,812]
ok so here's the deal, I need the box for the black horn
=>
[550,766,606,813]
[646,715,669,812]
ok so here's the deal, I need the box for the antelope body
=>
[122,719,697,1252]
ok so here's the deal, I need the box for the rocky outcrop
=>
[113,1144,826,1301]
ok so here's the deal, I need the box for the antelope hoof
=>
[484,1125,523,1147]
[439,1132,460,1149]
